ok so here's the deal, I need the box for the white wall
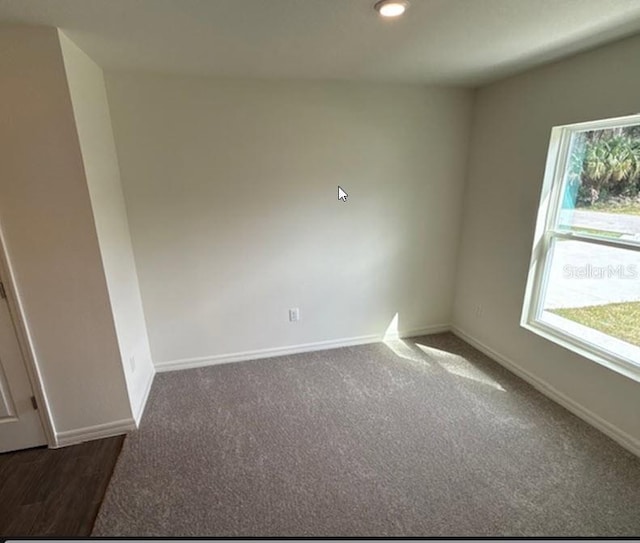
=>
[453,34,640,448]
[105,74,473,365]
[0,25,133,437]
[59,32,155,424]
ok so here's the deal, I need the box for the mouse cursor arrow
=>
[338,186,348,202]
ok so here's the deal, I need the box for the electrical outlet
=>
[474,305,483,317]
[129,355,136,372]
[289,308,300,322]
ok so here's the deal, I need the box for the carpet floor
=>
[92,333,640,537]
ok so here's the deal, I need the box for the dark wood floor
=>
[0,435,124,536]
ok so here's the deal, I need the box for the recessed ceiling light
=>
[374,0,409,18]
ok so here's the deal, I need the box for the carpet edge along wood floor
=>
[78,334,640,535]
[0,435,124,536]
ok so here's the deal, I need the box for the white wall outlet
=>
[289,307,300,322]
[129,355,136,372]
[474,304,484,318]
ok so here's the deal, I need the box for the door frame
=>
[0,225,56,448]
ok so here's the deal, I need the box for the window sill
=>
[521,312,640,384]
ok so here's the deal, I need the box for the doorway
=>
[0,256,48,453]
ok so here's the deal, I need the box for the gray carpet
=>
[92,333,640,536]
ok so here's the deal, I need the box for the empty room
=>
[1,0,640,538]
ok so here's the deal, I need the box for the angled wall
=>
[59,31,155,424]
[0,25,134,442]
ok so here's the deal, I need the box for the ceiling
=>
[2,0,640,86]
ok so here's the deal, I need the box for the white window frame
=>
[521,113,640,383]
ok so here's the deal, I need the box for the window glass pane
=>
[556,126,640,243]
[540,238,640,358]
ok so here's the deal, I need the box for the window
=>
[522,114,640,381]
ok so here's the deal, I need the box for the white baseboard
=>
[54,418,136,448]
[451,325,640,459]
[155,323,451,373]
[394,324,451,339]
[133,368,155,427]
